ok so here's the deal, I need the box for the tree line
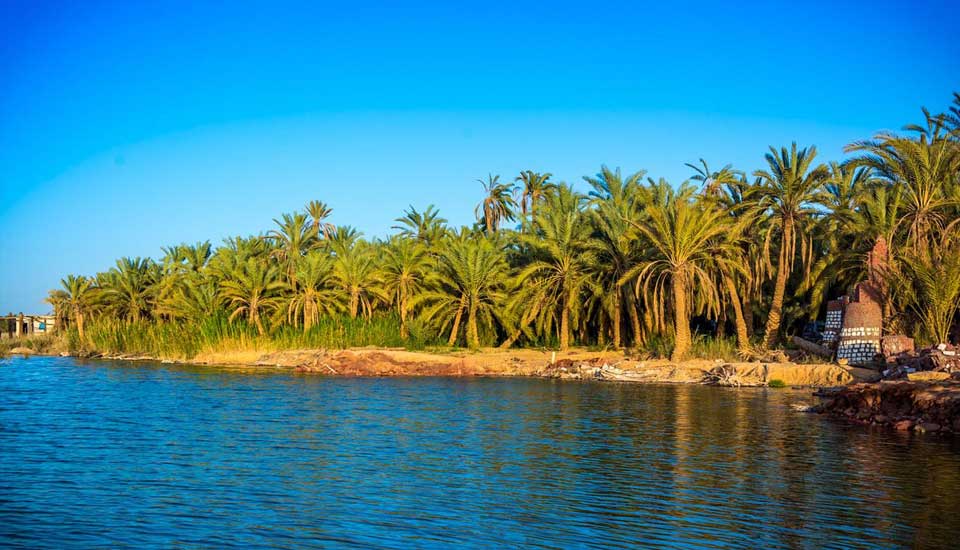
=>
[48,94,960,360]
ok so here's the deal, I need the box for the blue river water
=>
[1,355,959,548]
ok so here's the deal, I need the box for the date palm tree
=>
[888,234,960,344]
[514,186,597,350]
[686,159,742,198]
[846,111,959,252]
[623,186,736,361]
[332,240,384,319]
[475,174,517,234]
[46,275,98,341]
[306,200,335,239]
[381,237,432,338]
[266,212,318,286]
[751,143,829,348]
[392,204,448,244]
[585,166,648,347]
[287,252,341,331]
[219,258,285,335]
[514,170,556,218]
[163,278,221,322]
[99,257,160,322]
[420,233,510,348]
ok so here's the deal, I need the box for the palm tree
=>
[514,186,596,350]
[686,159,742,197]
[474,174,517,234]
[420,233,510,348]
[846,112,959,252]
[306,200,335,239]
[265,212,318,285]
[332,240,383,319]
[99,257,159,322]
[219,258,285,335]
[623,186,736,361]
[392,205,448,244]
[584,166,648,347]
[514,170,556,218]
[46,275,98,341]
[751,143,829,348]
[287,252,341,331]
[381,237,432,338]
[888,234,960,344]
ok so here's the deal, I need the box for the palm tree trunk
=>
[448,296,466,347]
[500,306,536,349]
[627,291,643,346]
[251,308,265,336]
[743,289,755,337]
[349,289,359,318]
[723,273,750,354]
[671,270,691,362]
[399,291,409,339]
[612,289,622,348]
[75,307,85,342]
[560,295,570,351]
[764,218,793,348]
[467,297,479,348]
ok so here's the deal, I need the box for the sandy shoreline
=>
[27,346,880,387]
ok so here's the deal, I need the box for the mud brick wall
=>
[822,299,846,345]
[836,282,883,366]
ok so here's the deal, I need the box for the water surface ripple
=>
[1,356,959,548]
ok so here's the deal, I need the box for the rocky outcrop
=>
[816,379,960,433]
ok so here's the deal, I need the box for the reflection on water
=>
[1,356,958,548]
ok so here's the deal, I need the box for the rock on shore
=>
[816,379,960,433]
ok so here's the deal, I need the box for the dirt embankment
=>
[182,347,876,387]
[816,380,960,433]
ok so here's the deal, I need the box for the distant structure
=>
[0,313,56,339]
[818,237,910,367]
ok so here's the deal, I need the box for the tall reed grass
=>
[69,313,439,360]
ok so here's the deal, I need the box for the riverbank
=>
[37,346,877,387]
[815,380,960,433]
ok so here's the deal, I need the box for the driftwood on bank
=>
[791,336,834,358]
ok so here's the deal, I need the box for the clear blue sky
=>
[1,0,958,313]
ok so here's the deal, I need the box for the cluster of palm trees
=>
[48,94,960,360]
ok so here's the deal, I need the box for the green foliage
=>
[768,379,787,388]
[69,313,440,358]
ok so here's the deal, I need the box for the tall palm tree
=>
[846,112,959,252]
[306,200,335,239]
[514,170,556,218]
[332,241,383,319]
[585,166,649,347]
[163,278,221,322]
[474,174,517,234]
[514,186,596,350]
[623,186,736,361]
[799,162,879,316]
[219,258,285,335]
[287,252,341,331]
[686,159,742,198]
[392,205,448,244]
[420,234,510,348]
[888,234,960,344]
[381,237,432,338]
[99,257,159,322]
[265,212,318,285]
[751,143,829,348]
[46,275,98,341]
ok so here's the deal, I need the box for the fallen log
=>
[792,336,833,358]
